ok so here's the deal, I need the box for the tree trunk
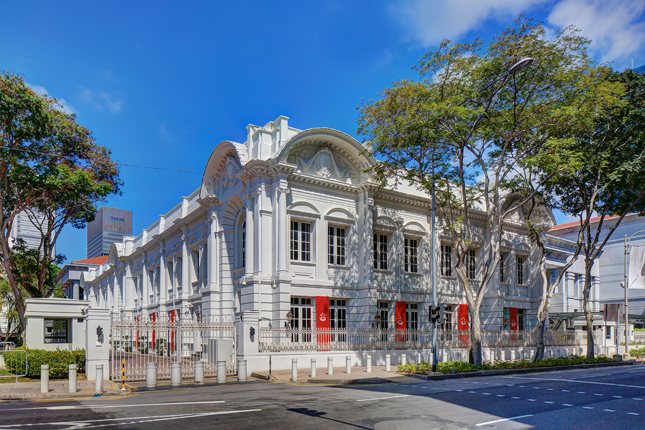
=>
[469,310,483,366]
[0,246,27,341]
[534,315,547,362]
[583,261,595,359]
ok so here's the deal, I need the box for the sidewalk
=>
[0,379,125,400]
[253,365,420,384]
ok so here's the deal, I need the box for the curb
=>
[305,377,397,385]
[251,372,276,381]
[1,390,126,401]
[405,360,635,381]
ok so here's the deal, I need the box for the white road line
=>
[612,396,623,398]
[628,412,640,415]
[511,397,521,399]
[506,376,645,389]
[528,399,536,402]
[546,388,554,391]
[518,385,525,387]
[482,393,491,395]
[562,390,570,392]
[475,414,533,427]
[544,401,554,404]
[563,404,573,407]
[356,395,409,402]
[604,409,615,412]
[506,384,514,387]
[533,387,540,389]
[1,400,226,411]
[496,395,504,397]
[583,407,593,409]
[0,409,262,428]
[634,398,643,400]
[469,391,476,393]
[577,392,586,394]
[455,389,463,392]
[594,394,603,396]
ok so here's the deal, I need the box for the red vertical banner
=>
[509,307,518,341]
[152,312,156,350]
[395,301,406,345]
[316,296,330,350]
[458,304,468,343]
[136,315,140,349]
[170,310,175,353]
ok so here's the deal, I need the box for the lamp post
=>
[623,230,645,355]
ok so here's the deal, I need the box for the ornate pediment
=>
[205,156,241,196]
[287,146,357,184]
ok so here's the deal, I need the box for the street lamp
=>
[508,57,534,74]
[623,230,645,355]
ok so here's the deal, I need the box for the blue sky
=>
[2,0,645,263]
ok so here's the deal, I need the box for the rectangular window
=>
[44,319,70,343]
[291,221,312,262]
[290,297,312,342]
[517,309,525,331]
[467,248,476,279]
[441,305,454,332]
[378,301,389,329]
[517,256,525,285]
[404,238,418,273]
[328,227,346,266]
[373,234,388,270]
[406,303,418,330]
[330,299,347,342]
[441,244,452,277]
[500,254,506,283]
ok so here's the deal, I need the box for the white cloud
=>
[26,82,77,115]
[547,0,645,63]
[80,87,123,113]
[393,0,549,47]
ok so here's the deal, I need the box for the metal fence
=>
[258,328,581,353]
[0,342,27,382]
[110,316,236,382]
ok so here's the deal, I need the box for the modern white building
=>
[79,116,596,338]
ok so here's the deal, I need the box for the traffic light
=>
[437,304,447,323]
[429,305,438,322]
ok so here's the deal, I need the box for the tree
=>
[537,69,645,358]
[0,71,122,334]
[358,16,619,365]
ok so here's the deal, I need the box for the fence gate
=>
[0,342,28,382]
[110,316,236,382]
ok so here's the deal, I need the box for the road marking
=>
[518,385,525,387]
[546,388,554,391]
[628,412,640,415]
[475,414,533,427]
[482,393,491,395]
[612,396,623,398]
[533,387,540,389]
[0,409,262,428]
[562,390,570,392]
[544,401,554,404]
[356,395,409,402]
[506,376,645,389]
[511,397,521,399]
[577,392,586,394]
[563,404,573,407]
[594,394,603,396]
[528,399,536,402]
[583,407,593,409]
[634,398,643,400]
[604,409,615,412]
[455,389,463,392]
[1,400,226,411]
[496,395,505,397]
[469,391,476,393]
[506,384,514,387]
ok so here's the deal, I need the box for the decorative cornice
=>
[288,172,357,192]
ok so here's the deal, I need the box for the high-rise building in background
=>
[86,207,132,258]
[634,64,645,74]
[9,210,54,254]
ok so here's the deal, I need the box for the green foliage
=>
[629,346,645,356]
[398,356,620,374]
[3,347,85,379]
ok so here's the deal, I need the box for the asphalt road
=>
[1,363,645,429]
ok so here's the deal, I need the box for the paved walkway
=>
[0,379,124,400]
[254,365,422,384]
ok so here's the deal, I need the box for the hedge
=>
[398,355,620,375]
[3,348,85,379]
[629,346,645,356]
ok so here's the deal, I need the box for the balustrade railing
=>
[258,328,581,353]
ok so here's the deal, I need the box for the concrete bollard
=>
[68,364,77,393]
[171,362,181,386]
[401,354,407,365]
[194,361,204,384]
[217,361,227,383]
[311,358,316,378]
[292,359,298,382]
[238,359,247,382]
[442,350,447,362]
[416,352,421,364]
[346,356,351,374]
[500,350,506,362]
[366,355,372,373]
[510,349,516,361]
[327,357,333,375]
[386,354,391,372]
[95,364,103,394]
[41,364,49,394]
[147,362,157,388]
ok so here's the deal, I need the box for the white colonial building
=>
[78,116,599,340]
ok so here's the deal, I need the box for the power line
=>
[0,145,203,174]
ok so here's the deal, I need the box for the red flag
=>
[152,312,156,348]
[316,296,330,349]
[136,315,140,349]
[170,310,175,352]
[509,307,518,331]
[395,302,406,330]
[458,304,468,331]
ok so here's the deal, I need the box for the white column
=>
[159,240,167,304]
[124,263,134,313]
[141,253,149,310]
[181,227,190,299]
[207,209,219,290]
[276,186,289,273]
[244,192,255,277]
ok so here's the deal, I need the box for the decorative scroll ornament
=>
[291,147,352,183]
[218,157,240,193]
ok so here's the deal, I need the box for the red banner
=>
[458,304,468,331]
[509,307,518,331]
[152,312,156,348]
[136,315,140,349]
[316,296,330,349]
[170,310,175,352]
[395,302,406,345]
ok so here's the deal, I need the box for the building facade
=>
[86,207,133,258]
[80,116,599,337]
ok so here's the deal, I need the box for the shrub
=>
[3,348,85,379]
[629,346,645,356]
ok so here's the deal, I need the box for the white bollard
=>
[217,361,227,383]
[442,350,447,362]
[147,362,157,388]
[238,359,247,382]
[171,362,181,386]
[292,359,298,382]
[327,357,333,375]
[346,356,351,374]
[41,364,49,394]
[311,358,316,378]
[386,353,391,372]
[510,349,516,361]
[95,364,103,394]
[68,364,77,393]
[500,350,506,362]
[416,352,421,364]
[194,361,204,384]
[366,355,372,373]
[401,354,407,365]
